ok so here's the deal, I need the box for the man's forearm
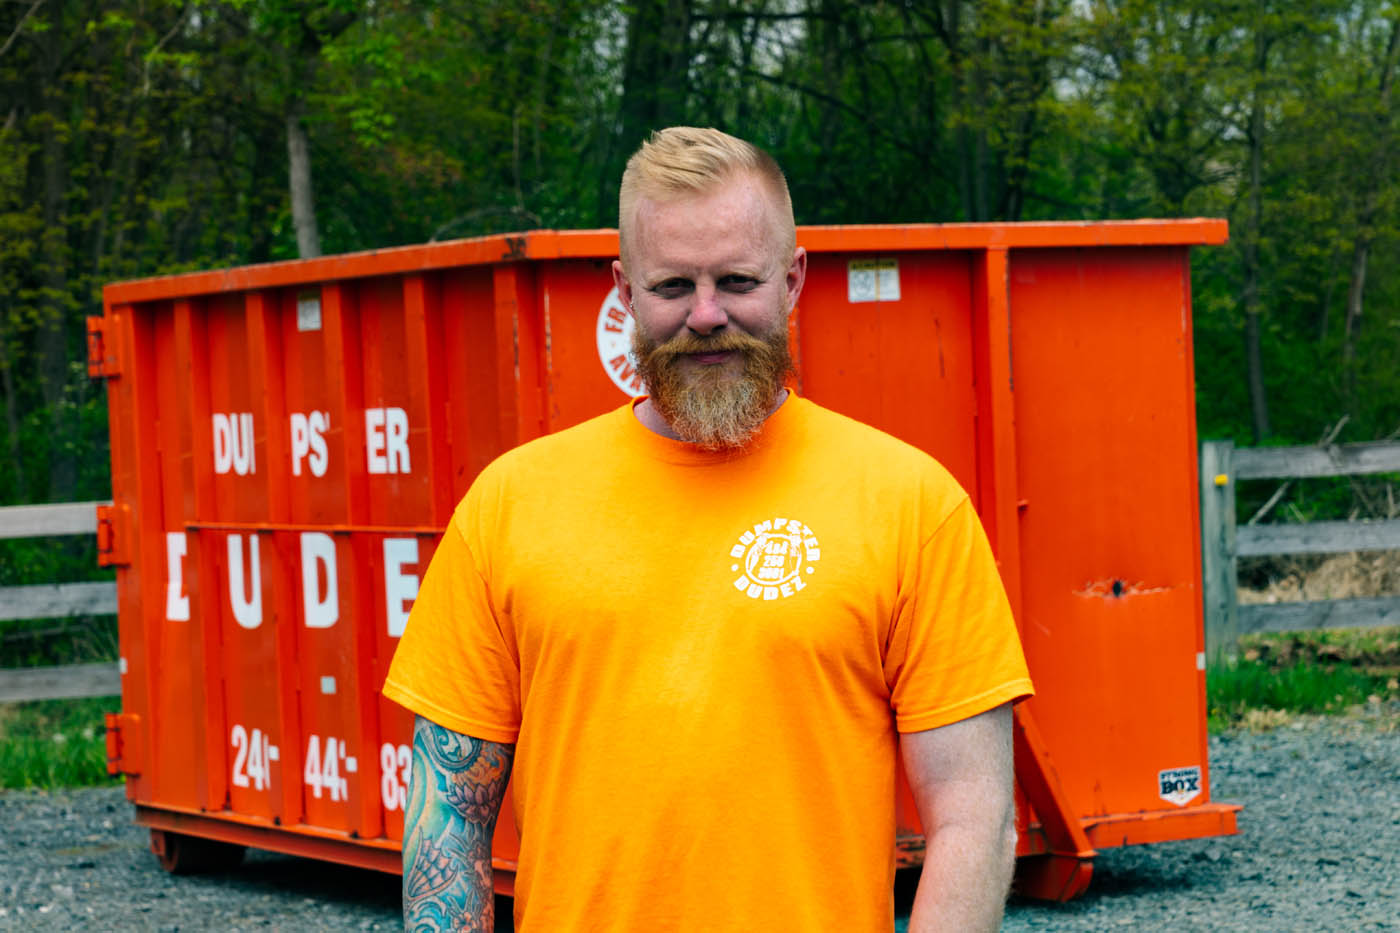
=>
[402,717,514,932]
[908,817,1017,932]
[900,705,1018,933]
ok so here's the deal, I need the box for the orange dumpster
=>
[94,219,1238,899]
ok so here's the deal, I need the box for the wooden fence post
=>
[1200,440,1239,665]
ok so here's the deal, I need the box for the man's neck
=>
[634,388,790,442]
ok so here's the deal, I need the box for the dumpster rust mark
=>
[1075,578,1175,599]
[502,236,526,260]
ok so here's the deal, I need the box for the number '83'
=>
[380,743,411,812]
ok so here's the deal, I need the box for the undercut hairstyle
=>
[618,127,795,269]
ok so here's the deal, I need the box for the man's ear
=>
[612,260,634,316]
[785,247,808,315]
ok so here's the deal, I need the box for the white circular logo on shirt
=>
[596,287,646,397]
[729,518,820,600]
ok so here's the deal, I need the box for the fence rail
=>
[0,501,106,538]
[1201,438,1400,661]
[0,501,119,702]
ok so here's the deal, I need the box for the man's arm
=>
[402,714,515,932]
[901,702,1017,933]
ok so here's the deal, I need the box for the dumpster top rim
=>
[103,219,1228,306]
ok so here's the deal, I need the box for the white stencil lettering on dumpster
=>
[380,742,411,812]
[365,407,411,474]
[290,411,330,477]
[166,531,189,621]
[227,533,262,629]
[1158,765,1202,806]
[213,412,256,475]
[301,532,339,629]
[383,538,419,638]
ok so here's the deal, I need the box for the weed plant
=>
[0,698,120,789]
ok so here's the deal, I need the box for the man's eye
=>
[720,276,759,292]
[651,280,692,298]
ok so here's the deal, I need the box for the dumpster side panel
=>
[140,302,199,810]
[539,260,641,431]
[795,251,979,491]
[1009,247,1208,818]
[441,266,510,500]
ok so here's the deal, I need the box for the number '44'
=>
[304,734,350,802]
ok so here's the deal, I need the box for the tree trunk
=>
[1240,31,1270,443]
[0,320,25,499]
[1340,14,1400,411]
[618,0,693,155]
[606,0,694,223]
[287,98,321,259]
[1341,230,1370,408]
[39,83,77,501]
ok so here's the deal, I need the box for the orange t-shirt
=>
[383,395,1032,932]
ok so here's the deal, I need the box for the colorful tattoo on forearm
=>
[402,716,515,932]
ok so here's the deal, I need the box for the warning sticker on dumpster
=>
[296,291,322,332]
[848,258,900,303]
[596,287,646,397]
[1158,766,1203,806]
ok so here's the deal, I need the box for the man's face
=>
[612,172,806,449]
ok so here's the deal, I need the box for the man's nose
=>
[685,286,727,335]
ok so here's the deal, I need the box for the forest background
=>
[2,0,1399,517]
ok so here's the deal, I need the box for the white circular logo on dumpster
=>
[596,287,646,397]
[729,518,820,600]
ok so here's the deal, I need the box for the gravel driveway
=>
[3,711,1396,931]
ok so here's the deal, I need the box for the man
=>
[383,127,1033,932]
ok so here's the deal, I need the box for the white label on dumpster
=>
[297,292,322,331]
[596,287,646,397]
[848,259,900,303]
[1158,766,1202,806]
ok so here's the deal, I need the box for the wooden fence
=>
[1200,439,1400,662]
[0,502,121,701]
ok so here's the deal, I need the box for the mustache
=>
[643,330,770,361]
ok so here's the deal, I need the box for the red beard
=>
[631,323,793,449]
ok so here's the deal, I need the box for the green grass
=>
[1207,626,1400,731]
[0,698,122,790]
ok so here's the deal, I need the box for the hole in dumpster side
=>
[1074,579,1175,599]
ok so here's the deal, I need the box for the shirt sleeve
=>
[382,504,522,744]
[884,495,1034,733]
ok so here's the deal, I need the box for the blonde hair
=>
[618,127,795,268]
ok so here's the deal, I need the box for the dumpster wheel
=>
[150,828,246,875]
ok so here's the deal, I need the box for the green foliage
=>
[2,0,1400,515]
[0,699,120,790]
[1207,626,1400,729]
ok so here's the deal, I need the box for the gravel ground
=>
[2,711,1397,931]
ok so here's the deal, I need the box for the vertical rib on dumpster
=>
[971,246,1025,613]
[970,245,1095,899]
[106,302,156,796]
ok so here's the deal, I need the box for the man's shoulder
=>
[456,406,631,516]
[794,398,959,481]
[488,405,631,473]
